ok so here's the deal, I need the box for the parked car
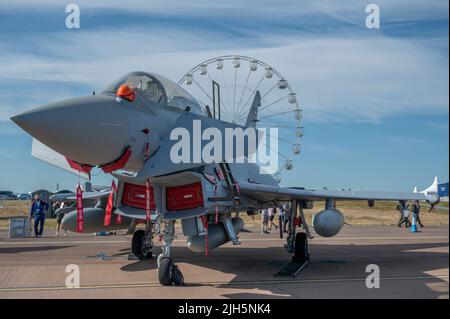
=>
[0,191,17,200]
[17,193,32,200]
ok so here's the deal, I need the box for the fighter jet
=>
[11,70,439,286]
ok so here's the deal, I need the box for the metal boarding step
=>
[273,259,309,278]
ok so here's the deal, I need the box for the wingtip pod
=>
[313,209,344,237]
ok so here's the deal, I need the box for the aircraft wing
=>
[238,182,428,202]
[31,138,90,180]
[49,190,110,202]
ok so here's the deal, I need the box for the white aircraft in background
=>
[414,176,442,211]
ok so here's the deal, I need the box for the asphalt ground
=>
[0,225,448,299]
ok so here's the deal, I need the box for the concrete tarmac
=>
[0,225,448,299]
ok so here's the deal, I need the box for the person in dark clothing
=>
[29,194,50,237]
[412,200,424,228]
[280,203,290,233]
[268,207,278,230]
[397,201,411,228]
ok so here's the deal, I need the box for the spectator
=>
[397,201,411,228]
[261,209,269,234]
[29,194,49,238]
[278,205,285,232]
[55,202,68,237]
[268,207,278,230]
[412,200,424,228]
[280,203,290,233]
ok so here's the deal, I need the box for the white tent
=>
[420,176,439,196]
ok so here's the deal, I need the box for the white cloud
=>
[0,27,447,123]
[0,1,448,123]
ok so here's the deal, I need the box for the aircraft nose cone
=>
[11,95,129,165]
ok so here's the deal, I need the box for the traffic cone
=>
[411,215,418,233]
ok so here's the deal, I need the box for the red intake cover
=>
[166,182,203,211]
[122,183,155,210]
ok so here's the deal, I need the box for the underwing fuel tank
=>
[61,208,132,233]
[187,217,244,253]
[312,209,344,237]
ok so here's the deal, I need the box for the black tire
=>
[131,230,150,260]
[159,257,173,286]
[293,232,309,263]
[172,264,184,286]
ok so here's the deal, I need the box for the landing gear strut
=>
[157,220,184,286]
[274,200,311,277]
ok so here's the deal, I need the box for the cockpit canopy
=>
[102,71,204,115]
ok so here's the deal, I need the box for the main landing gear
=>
[274,200,312,278]
[131,221,154,260]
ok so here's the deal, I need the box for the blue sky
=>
[0,0,448,193]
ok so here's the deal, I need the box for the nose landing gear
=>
[157,220,185,286]
[158,256,184,286]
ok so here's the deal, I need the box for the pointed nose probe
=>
[11,95,129,166]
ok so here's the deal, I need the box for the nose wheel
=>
[158,256,173,285]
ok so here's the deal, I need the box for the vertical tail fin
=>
[245,91,261,128]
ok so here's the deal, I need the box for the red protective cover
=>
[166,182,203,211]
[101,147,132,174]
[122,183,155,210]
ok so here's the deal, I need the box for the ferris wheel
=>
[178,55,303,182]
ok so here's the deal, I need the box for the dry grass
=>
[0,200,30,218]
[0,200,57,231]
[0,200,448,231]
[241,200,449,228]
